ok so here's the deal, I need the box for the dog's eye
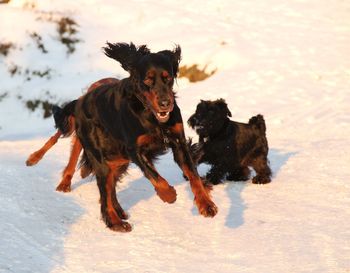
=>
[143,78,154,87]
[164,76,173,83]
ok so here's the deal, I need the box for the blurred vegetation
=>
[179,64,216,82]
[0,92,8,102]
[57,17,81,54]
[29,32,48,54]
[0,7,81,118]
[25,99,54,118]
[0,42,14,56]
[23,91,66,119]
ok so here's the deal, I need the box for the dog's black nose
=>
[160,100,170,109]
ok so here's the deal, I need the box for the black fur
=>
[53,100,77,135]
[54,42,217,232]
[188,99,272,185]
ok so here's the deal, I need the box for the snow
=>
[1,0,350,272]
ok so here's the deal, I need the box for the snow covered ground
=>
[0,0,350,272]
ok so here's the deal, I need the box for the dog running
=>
[188,99,272,185]
[30,42,218,232]
[26,77,119,192]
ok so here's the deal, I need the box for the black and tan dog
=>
[52,42,217,232]
[26,77,119,192]
[188,99,272,185]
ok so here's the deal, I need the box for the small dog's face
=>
[103,42,181,123]
[188,99,232,137]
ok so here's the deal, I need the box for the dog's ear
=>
[216,99,232,117]
[103,42,150,72]
[158,45,182,77]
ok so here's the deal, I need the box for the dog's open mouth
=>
[195,125,204,130]
[155,111,170,122]
[194,124,208,135]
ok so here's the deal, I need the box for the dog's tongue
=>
[159,112,168,117]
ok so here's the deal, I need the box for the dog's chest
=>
[203,138,233,161]
[140,129,169,153]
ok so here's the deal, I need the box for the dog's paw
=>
[199,201,218,218]
[25,153,42,166]
[252,175,271,184]
[195,197,218,218]
[56,177,72,192]
[108,221,132,233]
[156,185,177,204]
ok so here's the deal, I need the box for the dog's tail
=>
[249,114,266,133]
[79,151,94,178]
[52,100,77,137]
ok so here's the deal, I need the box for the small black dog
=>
[188,99,272,185]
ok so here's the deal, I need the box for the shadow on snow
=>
[224,148,297,229]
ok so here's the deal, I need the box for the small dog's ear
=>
[158,45,182,77]
[103,42,150,72]
[216,98,232,117]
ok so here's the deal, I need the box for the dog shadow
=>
[269,148,297,176]
[224,148,296,229]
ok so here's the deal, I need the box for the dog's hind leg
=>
[109,161,130,220]
[97,158,131,232]
[251,156,272,184]
[56,135,82,192]
[26,130,62,166]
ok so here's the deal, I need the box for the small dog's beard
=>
[192,123,209,137]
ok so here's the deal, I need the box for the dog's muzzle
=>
[153,97,174,123]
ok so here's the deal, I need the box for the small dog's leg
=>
[183,140,204,181]
[226,166,251,181]
[26,130,62,166]
[206,166,226,185]
[251,156,272,184]
[189,142,205,165]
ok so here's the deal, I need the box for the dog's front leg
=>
[206,165,227,185]
[188,141,205,166]
[170,123,218,217]
[136,153,177,203]
[133,136,177,203]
